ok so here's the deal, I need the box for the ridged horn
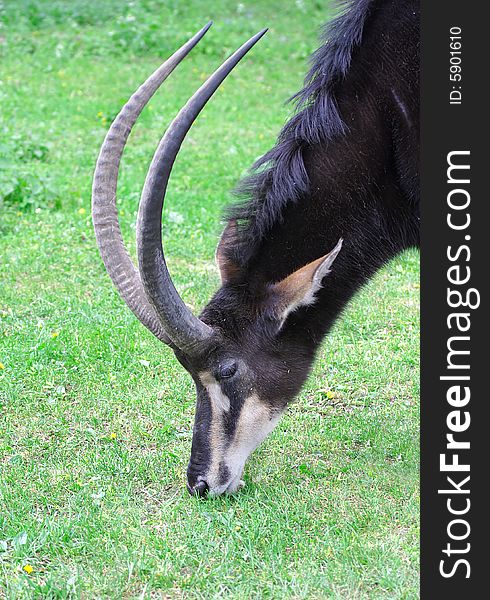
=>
[92,23,212,344]
[136,29,267,355]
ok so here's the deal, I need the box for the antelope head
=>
[92,24,342,496]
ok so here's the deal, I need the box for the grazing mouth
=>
[206,470,245,497]
[225,473,246,495]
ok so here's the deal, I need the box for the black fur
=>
[226,0,418,268]
[199,0,419,403]
[185,0,419,489]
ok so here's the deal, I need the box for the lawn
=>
[0,1,419,598]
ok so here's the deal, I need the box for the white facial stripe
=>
[196,371,284,495]
[197,371,232,493]
[198,371,231,412]
[226,394,282,465]
[204,389,283,495]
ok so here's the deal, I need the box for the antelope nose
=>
[187,480,209,497]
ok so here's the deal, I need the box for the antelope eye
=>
[216,360,238,380]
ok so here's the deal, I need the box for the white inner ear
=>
[279,238,343,324]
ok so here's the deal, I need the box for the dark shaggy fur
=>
[227,0,376,265]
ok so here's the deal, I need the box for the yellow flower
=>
[0,363,4,369]
[78,207,86,215]
[23,564,33,574]
[51,331,59,338]
[326,390,335,399]
[110,433,117,440]
[97,111,104,118]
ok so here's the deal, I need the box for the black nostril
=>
[187,480,209,497]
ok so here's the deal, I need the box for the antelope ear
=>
[216,219,241,284]
[269,238,343,326]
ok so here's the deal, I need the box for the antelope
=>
[92,0,419,496]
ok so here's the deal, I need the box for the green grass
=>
[0,1,419,597]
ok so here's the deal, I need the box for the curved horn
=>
[92,23,212,344]
[137,29,268,355]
